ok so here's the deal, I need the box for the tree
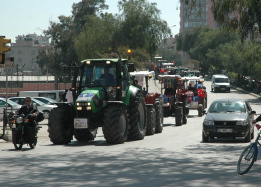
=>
[210,0,261,41]
[117,0,171,59]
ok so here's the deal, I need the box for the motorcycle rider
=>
[17,97,39,126]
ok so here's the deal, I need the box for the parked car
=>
[32,97,57,105]
[9,97,57,119]
[202,99,256,142]
[0,98,22,120]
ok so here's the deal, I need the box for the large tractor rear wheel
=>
[128,94,147,140]
[48,106,73,145]
[74,126,97,142]
[102,106,128,144]
[146,106,156,135]
[155,101,163,133]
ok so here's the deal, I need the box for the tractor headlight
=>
[16,116,23,124]
[77,107,83,110]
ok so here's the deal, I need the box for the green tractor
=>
[48,58,147,144]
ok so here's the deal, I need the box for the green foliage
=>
[158,47,183,66]
[117,0,171,58]
[211,0,261,41]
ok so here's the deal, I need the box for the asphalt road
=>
[0,78,261,187]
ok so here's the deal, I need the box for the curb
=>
[231,85,261,99]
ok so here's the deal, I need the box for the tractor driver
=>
[99,67,115,85]
[164,83,175,95]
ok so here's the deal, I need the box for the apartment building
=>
[3,34,49,76]
[180,0,217,33]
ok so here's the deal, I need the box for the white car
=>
[9,97,57,119]
[32,97,57,105]
[0,98,22,120]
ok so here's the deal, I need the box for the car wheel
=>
[202,132,209,142]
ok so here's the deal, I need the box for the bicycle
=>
[237,124,261,175]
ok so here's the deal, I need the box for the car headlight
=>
[204,119,214,125]
[236,120,248,126]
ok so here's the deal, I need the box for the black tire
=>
[237,144,256,175]
[13,128,23,150]
[29,138,37,149]
[202,132,209,142]
[103,106,128,144]
[155,101,163,133]
[48,106,73,145]
[183,115,187,124]
[175,107,183,126]
[14,143,23,150]
[245,130,251,142]
[128,94,147,140]
[74,128,97,142]
[146,106,156,135]
[198,104,203,117]
[182,96,188,124]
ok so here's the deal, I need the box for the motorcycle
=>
[9,111,44,150]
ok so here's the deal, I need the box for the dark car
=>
[202,99,256,142]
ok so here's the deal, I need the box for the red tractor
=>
[130,71,164,135]
[181,77,207,117]
[158,75,189,126]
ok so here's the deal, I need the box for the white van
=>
[18,90,65,101]
[211,74,230,93]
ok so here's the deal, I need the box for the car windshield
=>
[0,99,20,106]
[215,78,229,83]
[34,97,56,104]
[81,64,116,87]
[208,102,246,113]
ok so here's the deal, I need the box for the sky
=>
[1,0,180,43]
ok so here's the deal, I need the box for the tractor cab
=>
[181,77,207,116]
[158,75,189,126]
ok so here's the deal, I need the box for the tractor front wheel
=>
[155,101,163,133]
[102,106,128,144]
[48,106,73,145]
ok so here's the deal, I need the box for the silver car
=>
[0,98,22,120]
[9,97,57,119]
[202,99,256,142]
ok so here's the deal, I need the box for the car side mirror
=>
[202,110,207,115]
[251,111,256,115]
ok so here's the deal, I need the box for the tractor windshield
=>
[81,64,116,87]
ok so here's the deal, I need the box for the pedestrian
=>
[66,88,74,103]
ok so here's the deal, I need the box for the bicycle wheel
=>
[237,144,257,175]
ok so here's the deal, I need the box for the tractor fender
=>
[125,85,141,105]
[53,102,76,117]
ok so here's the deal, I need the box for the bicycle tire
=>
[237,144,257,175]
